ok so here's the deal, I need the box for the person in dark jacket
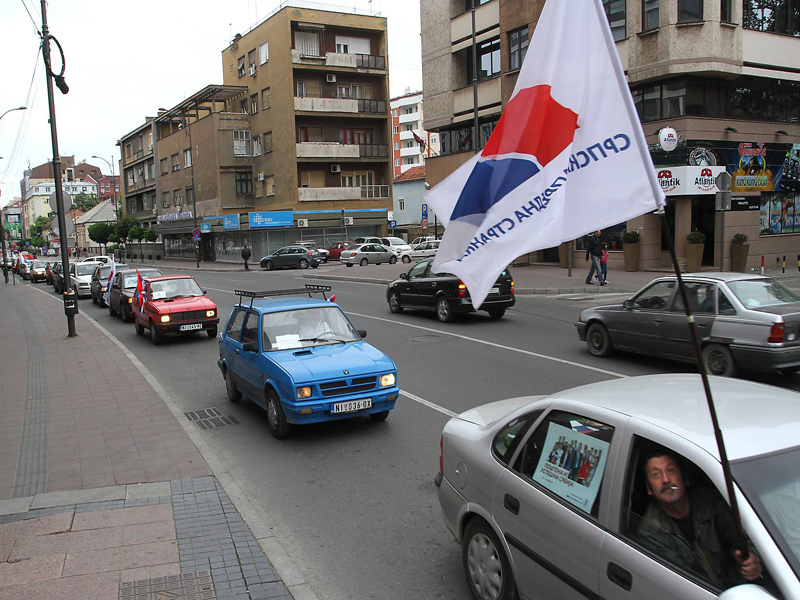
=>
[585,230,606,286]
[241,244,251,270]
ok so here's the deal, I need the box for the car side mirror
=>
[243,341,259,353]
[203,289,207,295]
[718,585,777,600]
[357,329,367,338]
[622,299,634,310]
[399,273,407,280]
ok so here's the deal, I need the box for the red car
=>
[328,241,356,261]
[132,275,219,345]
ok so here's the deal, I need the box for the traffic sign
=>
[422,218,428,230]
[192,227,202,241]
[48,190,72,213]
[389,220,397,229]
[715,171,732,191]
[421,204,428,219]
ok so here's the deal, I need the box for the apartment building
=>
[422,0,800,271]
[390,91,440,177]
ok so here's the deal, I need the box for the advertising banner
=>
[655,166,726,196]
[222,214,240,231]
[248,211,293,229]
[775,144,800,193]
[761,192,800,235]
[5,214,21,240]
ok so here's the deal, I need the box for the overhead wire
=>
[19,0,42,37]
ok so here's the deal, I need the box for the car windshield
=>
[76,264,97,276]
[33,261,47,268]
[732,446,800,579]
[727,279,800,309]
[121,271,159,288]
[261,306,359,350]
[98,267,112,279]
[386,238,406,246]
[149,278,202,299]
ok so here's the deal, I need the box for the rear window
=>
[728,279,800,309]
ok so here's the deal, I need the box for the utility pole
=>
[471,0,480,156]
[41,0,77,337]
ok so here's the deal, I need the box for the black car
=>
[108,268,162,322]
[52,262,66,293]
[386,259,515,322]
[259,246,321,270]
[91,264,125,306]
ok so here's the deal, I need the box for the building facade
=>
[390,91,440,176]
[422,0,800,270]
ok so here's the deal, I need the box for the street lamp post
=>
[91,155,119,223]
[0,107,26,284]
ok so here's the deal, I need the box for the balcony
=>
[292,50,387,71]
[399,129,421,141]
[400,146,420,158]
[453,77,501,116]
[398,112,420,125]
[451,1,499,45]
[297,185,390,202]
[296,143,389,159]
[294,96,387,115]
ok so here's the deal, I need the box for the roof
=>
[394,165,426,182]
[546,374,800,461]
[136,273,188,280]
[75,200,116,224]
[154,85,249,124]
[250,297,334,313]
[659,272,771,283]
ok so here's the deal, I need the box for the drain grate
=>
[184,407,239,430]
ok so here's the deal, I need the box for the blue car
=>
[217,286,400,439]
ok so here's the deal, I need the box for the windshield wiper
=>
[299,336,346,344]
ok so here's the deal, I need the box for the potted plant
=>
[685,231,706,273]
[622,229,640,272]
[731,233,749,273]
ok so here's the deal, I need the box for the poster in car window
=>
[532,422,611,514]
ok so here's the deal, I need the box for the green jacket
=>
[637,487,757,590]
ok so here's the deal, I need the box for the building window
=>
[186,187,194,206]
[125,144,132,159]
[233,130,252,156]
[393,125,399,134]
[250,94,259,114]
[170,154,179,172]
[253,135,262,157]
[173,189,182,207]
[466,37,501,82]
[142,195,149,210]
[264,131,273,153]
[678,0,703,21]
[162,192,170,208]
[160,158,168,175]
[297,81,307,98]
[393,109,398,117]
[262,87,271,109]
[743,0,800,36]
[399,197,405,211]
[720,0,733,22]
[295,30,320,56]
[247,49,256,73]
[127,172,134,187]
[603,0,627,40]
[259,41,269,64]
[431,135,437,144]
[394,142,399,150]
[642,0,659,30]
[240,99,248,114]
[395,159,400,167]
[235,172,253,195]
[237,56,246,77]
[183,149,192,168]
[265,175,275,196]
[509,27,529,70]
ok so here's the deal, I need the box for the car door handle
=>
[431,283,437,287]
[503,494,520,515]
[235,349,240,355]
[607,562,632,591]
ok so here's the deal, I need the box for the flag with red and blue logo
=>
[136,270,145,311]
[427,0,665,308]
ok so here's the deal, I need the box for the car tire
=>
[122,306,132,323]
[135,320,144,336]
[402,255,411,264]
[462,517,517,600]
[109,302,117,317]
[703,344,738,377]
[299,259,309,269]
[389,291,404,314]
[436,296,454,323]
[587,323,613,357]
[311,264,319,269]
[265,390,291,439]
[226,370,242,403]
[369,410,390,422]
[389,255,397,264]
[150,321,163,346]
[360,258,368,267]
[488,309,506,320]
[207,326,217,338]
[346,263,353,268]
[264,260,274,271]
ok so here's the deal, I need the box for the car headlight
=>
[296,386,312,399]
[380,373,396,387]
[128,297,133,303]
[101,286,107,291]
[160,315,171,323]
[206,310,216,317]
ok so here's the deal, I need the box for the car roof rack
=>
[234,284,332,307]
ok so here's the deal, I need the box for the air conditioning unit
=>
[331,164,341,173]
[257,173,265,181]
[152,207,158,215]
[326,74,337,83]
[345,216,354,225]
[249,65,256,76]
[297,218,309,228]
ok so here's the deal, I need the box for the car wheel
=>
[226,370,242,403]
[150,321,163,346]
[122,306,132,323]
[264,260,274,271]
[703,344,738,377]
[207,326,217,338]
[389,291,404,314]
[369,410,390,422]
[299,259,309,269]
[402,255,411,264]
[587,323,613,357]
[360,258,368,267]
[436,296,454,323]
[488,309,506,320]
[346,263,354,268]
[135,320,144,336]
[462,517,517,600]
[265,390,291,439]
[108,302,117,317]
[311,264,319,269]
[389,255,397,264]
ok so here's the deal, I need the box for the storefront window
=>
[760,192,800,235]
[575,224,627,251]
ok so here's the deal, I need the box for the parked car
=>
[46,248,57,257]
[340,243,398,267]
[399,239,440,263]
[327,241,356,260]
[576,273,800,377]
[133,275,218,344]
[387,259,515,322]
[90,264,124,306]
[18,259,33,280]
[294,241,330,262]
[108,268,162,321]
[29,260,49,283]
[380,236,412,255]
[69,261,104,298]
[79,255,111,265]
[436,374,799,600]
[217,287,399,439]
[51,262,67,293]
[14,253,33,274]
[410,236,439,247]
[259,246,321,271]
[353,236,384,245]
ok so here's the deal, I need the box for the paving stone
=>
[72,504,172,531]
[0,570,120,600]
[63,539,179,577]
[30,485,127,509]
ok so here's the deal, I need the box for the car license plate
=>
[331,398,372,414]
[179,323,203,331]
[490,287,500,294]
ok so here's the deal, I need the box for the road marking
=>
[400,389,458,418]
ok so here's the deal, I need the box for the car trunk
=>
[754,303,800,345]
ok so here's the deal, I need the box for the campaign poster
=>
[771,197,783,234]
[784,197,796,234]
[776,144,800,193]
[532,422,611,514]
[760,199,770,234]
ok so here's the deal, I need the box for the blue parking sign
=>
[421,204,428,219]
[389,220,397,229]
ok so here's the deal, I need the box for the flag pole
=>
[659,210,748,557]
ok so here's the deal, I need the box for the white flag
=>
[427,0,665,308]
[103,255,116,306]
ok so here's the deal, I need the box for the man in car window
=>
[298,309,333,340]
[637,449,762,589]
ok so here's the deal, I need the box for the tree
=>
[72,193,99,212]
[114,215,139,260]
[88,222,114,255]
[30,235,45,248]
[129,225,145,263]
[143,227,158,262]
[29,216,52,238]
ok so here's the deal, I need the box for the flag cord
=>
[659,211,748,559]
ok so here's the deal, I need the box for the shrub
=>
[686,231,706,244]
[732,233,748,244]
[622,229,640,244]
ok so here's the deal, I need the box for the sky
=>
[0,0,423,207]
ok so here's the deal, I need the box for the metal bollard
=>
[783,256,786,274]
[761,255,765,275]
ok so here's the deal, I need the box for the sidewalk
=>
[0,282,295,599]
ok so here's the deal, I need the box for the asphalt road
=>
[36,265,800,600]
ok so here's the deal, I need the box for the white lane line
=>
[400,389,458,418]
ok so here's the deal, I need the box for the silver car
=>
[399,240,440,263]
[576,273,800,377]
[340,243,398,267]
[69,261,101,298]
[436,374,800,600]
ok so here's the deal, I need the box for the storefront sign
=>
[731,196,760,211]
[223,214,240,231]
[248,211,293,229]
[688,147,718,166]
[200,222,211,233]
[157,211,193,223]
[728,143,775,192]
[658,128,678,152]
[655,166,726,196]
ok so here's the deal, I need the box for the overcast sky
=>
[0,0,422,207]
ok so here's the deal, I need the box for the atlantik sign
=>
[653,166,726,196]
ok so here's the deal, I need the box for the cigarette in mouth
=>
[668,485,679,490]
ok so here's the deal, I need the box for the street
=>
[29,263,799,600]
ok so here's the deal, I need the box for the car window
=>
[728,278,800,309]
[492,410,543,466]
[262,306,359,350]
[241,312,259,346]
[408,262,429,278]
[718,290,736,316]
[671,282,716,315]
[512,410,614,516]
[633,281,676,310]
[226,310,246,342]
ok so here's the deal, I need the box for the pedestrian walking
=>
[585,230,607,286]
[599,243,608,284]
[241,244,251,271]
